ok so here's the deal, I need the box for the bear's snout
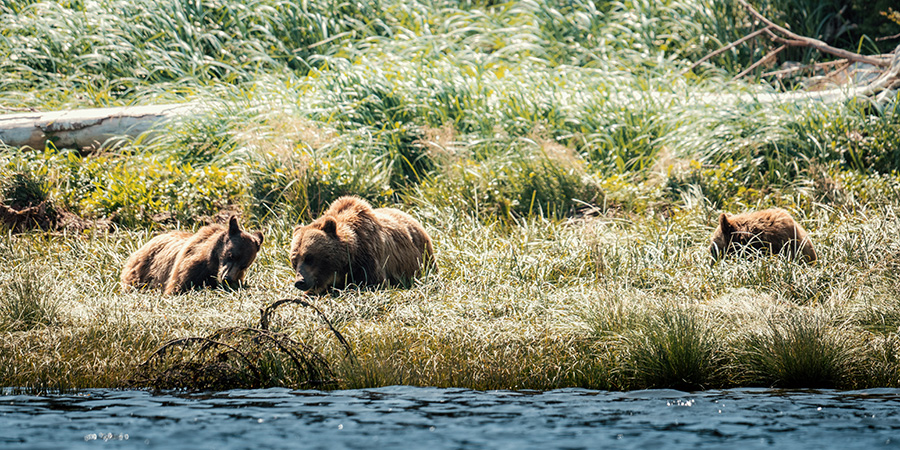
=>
[218,263,245,284]
[294,276,312,291]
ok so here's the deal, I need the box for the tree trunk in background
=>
[0,103,198,152]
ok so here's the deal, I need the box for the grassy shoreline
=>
[2,0,900,392]
[2,198,899,392]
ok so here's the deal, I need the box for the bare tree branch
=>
[736,0,891,68]
[682,26,772,75]
[733,44,787,80]
[760,59,848,78]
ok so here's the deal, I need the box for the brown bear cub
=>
[121,216,264,295]
[709,208,816,263]
[290,196,435,294]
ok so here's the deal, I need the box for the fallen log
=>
[0,103,199,151]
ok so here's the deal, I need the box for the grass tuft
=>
[0,263,61,332]
[622,306,724,391]
[735,310,861,389]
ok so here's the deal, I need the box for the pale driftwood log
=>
[0,103,199,151]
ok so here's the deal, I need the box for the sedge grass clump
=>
[861,334,900,388]
[0,310,164,393]
[0,263,62,332]
[620,306,724,391]
[0,171,60,232]
[150,104,248,165]
[710,253,833,305]
[666,99,900,193]
[577,101,672,174]
[316,70,435,187]
[418,141,602,220]
[246,146,393,223]
[815,108,900,174]
[0,0,385,104]
[849,294,900,335]
[1,172,51,210]
[734,310,861,389]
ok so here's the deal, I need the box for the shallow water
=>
[2,387,899,449]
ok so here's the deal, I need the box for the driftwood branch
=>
[682,26,772,75]
[876,32,900,42]
[260,298,355,361]
[734,44,787,80]
[760,59,848,78]
[736,0,890,68]
[685,0,899,95]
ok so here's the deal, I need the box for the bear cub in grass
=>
[290,196,435,294]
[121,216,264,295]
[709,208,816,263]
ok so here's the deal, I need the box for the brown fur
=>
[290,196,435,294]
[709,208,816,263]
[121,216,264,295]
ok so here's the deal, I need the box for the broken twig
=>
[734,44,787,80]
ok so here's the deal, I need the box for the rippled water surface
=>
[2,387,900,449]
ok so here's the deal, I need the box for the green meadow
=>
[1,0,900,392]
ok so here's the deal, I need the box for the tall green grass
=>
[0,263,61,332]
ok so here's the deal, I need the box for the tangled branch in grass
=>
[260,298,355,362]
[736,0,891,70]
[687,0,900,98]
[133,298,353,391]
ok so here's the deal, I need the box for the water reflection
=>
[1,387,899,449]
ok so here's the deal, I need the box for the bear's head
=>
[217,216,264,287]
[709,213,735,261]
[289,216,350,294]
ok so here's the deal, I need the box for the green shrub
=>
[664,160,755,209]
[81,156,245,227]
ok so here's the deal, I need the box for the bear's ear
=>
[321,217,337,237]
[718,213,733,235]
[228,216,242,235]
[253,231,264,248]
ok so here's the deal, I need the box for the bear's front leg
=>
[163,258,216,295]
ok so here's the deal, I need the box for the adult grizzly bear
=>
[290,196,434,294]
[709,208,817,263]
[121,216,264,295]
